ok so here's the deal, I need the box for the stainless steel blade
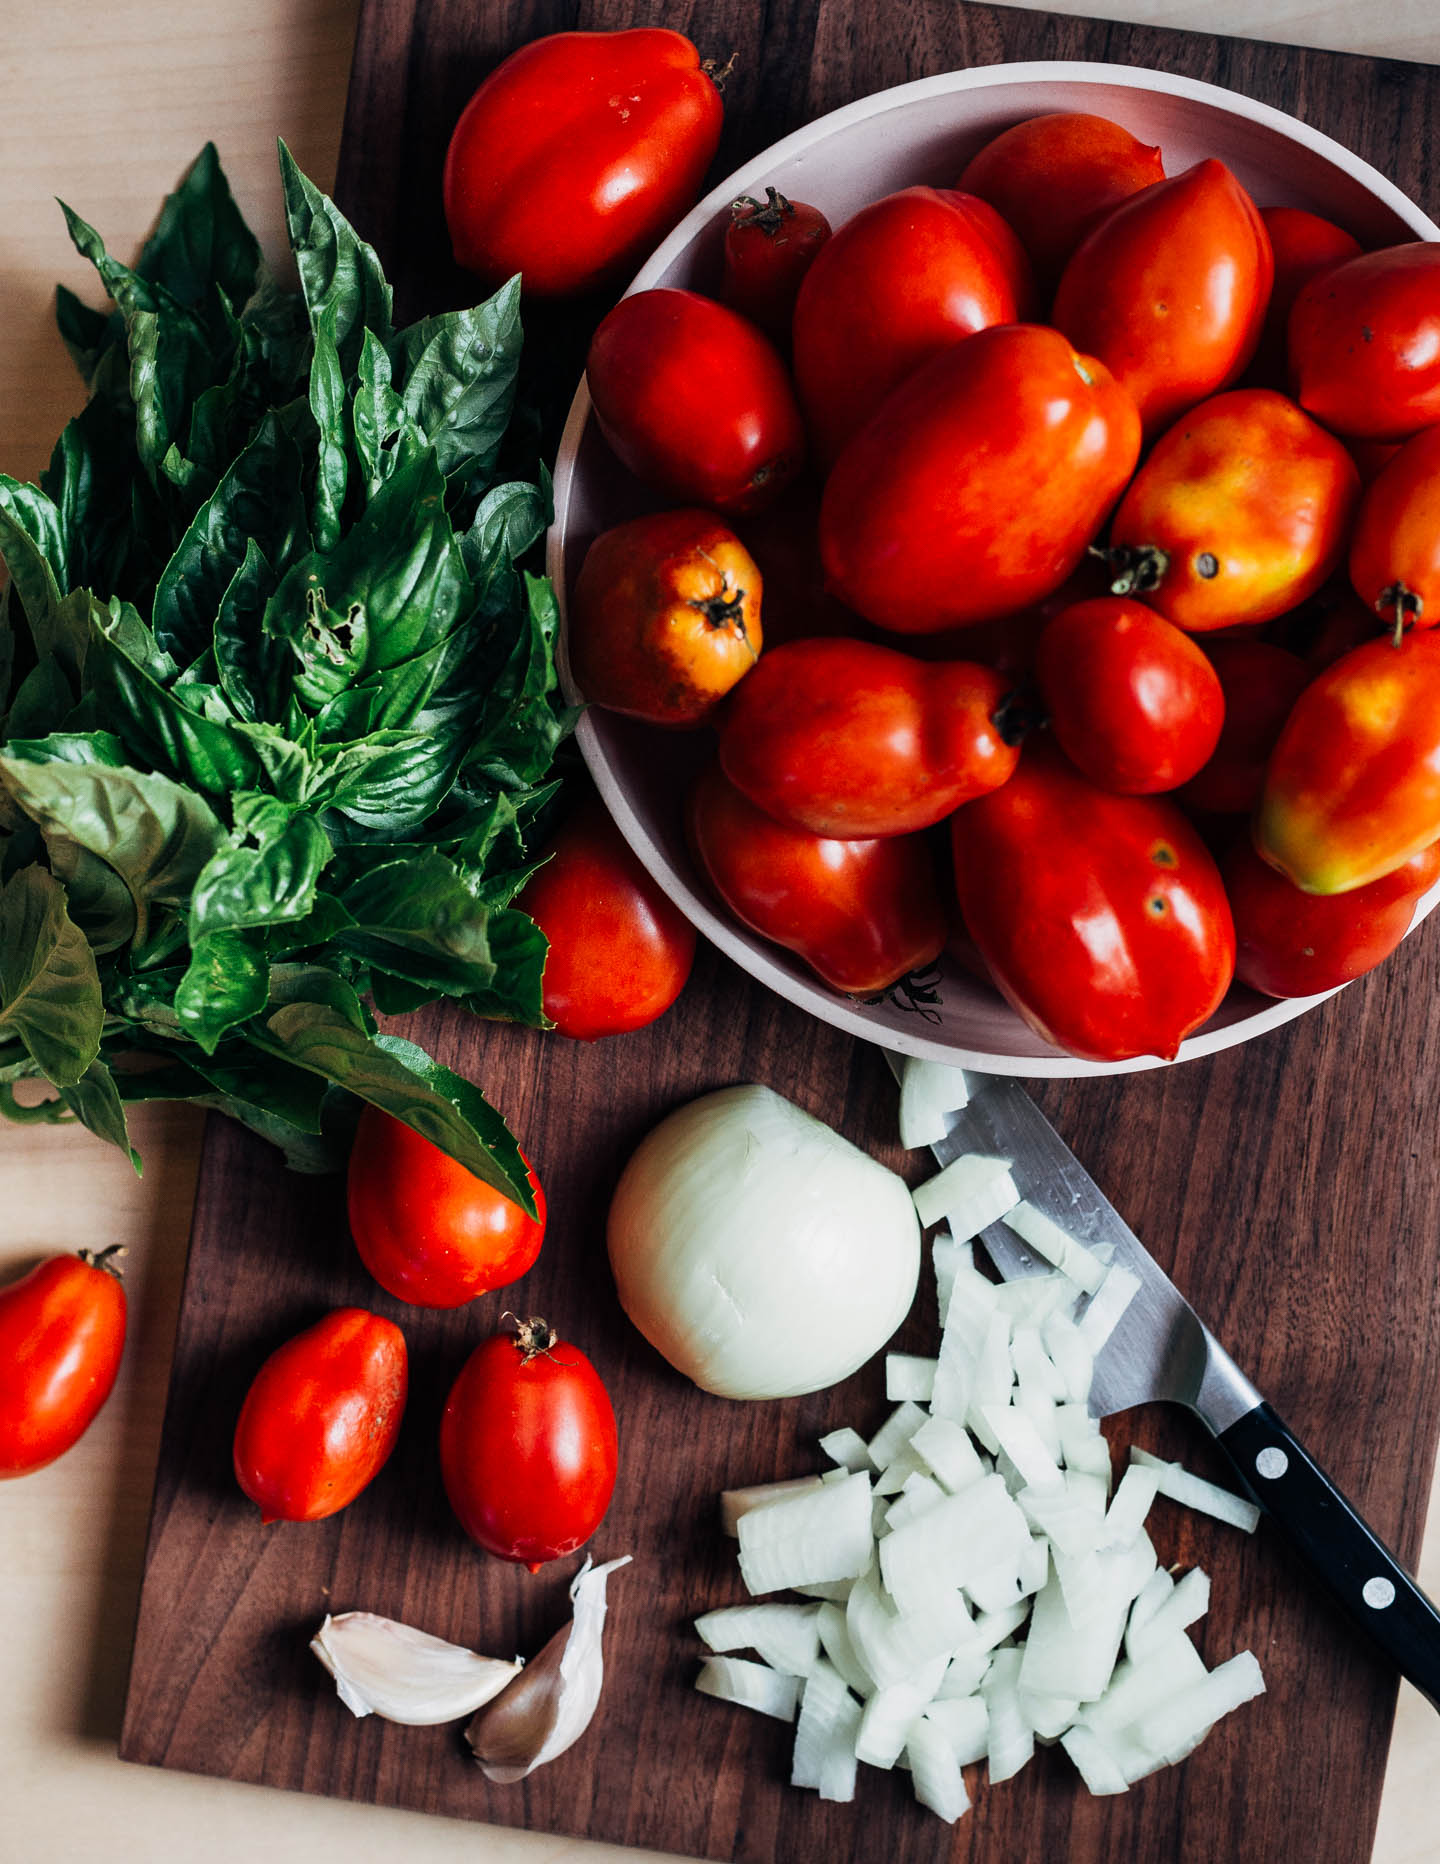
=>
[894,1060,1260,1432]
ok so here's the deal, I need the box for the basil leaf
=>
[316,728,468,836]
[5,660,76,741]
[55,284,119,385]
[390,275,522,487]
[0,478,68,640]
[6,730,127,769]
[59,1058,141,1169]
[464,472,550,571]
[352,328,419,496]
[86,618,261,799]
[0,865,104,1086]
[308,301,348,552]
[189,793,331,940]
[213,538,285,723]
[136,142,261,329]
[40,396,140,598]
[174,927,269,1053]
[331,850,494,996]
[460,906,548,1027]
[278,140,392,378]
[467,570,571,788]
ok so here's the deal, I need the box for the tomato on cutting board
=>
[348,1107,546,1306]
[233,1308,408,1523]
[516,794,697,1039]
[0,1248,127,1478]
[443,29,723,296]
[441,1316,618,1570]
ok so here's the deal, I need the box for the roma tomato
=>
[1178,638,1310,815]
[0,1248,126,1478]
[819,323,1141,633]
[1248,207,1362,386]
[1348,423,1440,639]
[516,794,697,1038]
[568,509,762,726]
[791,186,1024,465]
[1105,389,1360,630]
[440,1317,618,1570]
[1034,597,1224,793]
[717,638,1020,836]
[951,741,1235,1062]
[233,1309,407,1523]
[1226,837,1440,998]
[721,188,832,338]
[1052,159,1272,438]
[1289,244,1440,440]
[348,1108,545,1307]
[687,760,946,995]
[1257,631,1440,893]
[957,111,1165,284]
[587,289,805,513]
[443,29,722,296]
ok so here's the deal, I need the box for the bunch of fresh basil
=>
[0,143,571,1210]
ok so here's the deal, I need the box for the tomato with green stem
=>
[0,1248,127,1478]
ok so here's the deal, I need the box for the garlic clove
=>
[310,1612,523,1726]
[467,1554,632,1781]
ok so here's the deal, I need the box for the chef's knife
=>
[906,1062,1440,1709]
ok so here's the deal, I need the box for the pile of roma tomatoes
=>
[560,104,1440,1065]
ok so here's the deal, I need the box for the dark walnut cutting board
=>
[120,5,1440,1861]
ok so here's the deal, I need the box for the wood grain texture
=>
[121,4,1440,1861]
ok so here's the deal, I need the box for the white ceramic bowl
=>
[548,60,1440,1077]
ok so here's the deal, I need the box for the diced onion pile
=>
[694,1161,1265,1823]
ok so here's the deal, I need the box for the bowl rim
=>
[546,57,1440,1079]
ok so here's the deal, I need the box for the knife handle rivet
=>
[1255,1447,1289,1480]
[1363,1577,1397,1610]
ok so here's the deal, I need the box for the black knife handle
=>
[1218,1401,1440,1709]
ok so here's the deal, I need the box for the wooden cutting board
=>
[120,5,1440,1860]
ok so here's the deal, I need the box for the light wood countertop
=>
[1,1,1436,1857]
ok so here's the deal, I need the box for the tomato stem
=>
[730,187,795,235]
[701,51,738,93]
[991,689,1042,748]
[507,1313,559,1361]
[687,586,752,637]
[1380,581,1422,648]
[1094,541,1170,598]
[78,1244,127,1280]
[863,967,944,1023]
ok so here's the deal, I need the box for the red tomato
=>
[820,323,1141,633]
[791,186,1023,466]
[1105,389,1360,630]
[443,30,722,296]
[951,741,1235,1061]
[1177,639,1310,816]
[1053,160,1272,438]
[731,482,867,647]
[717,638,1020,836]
[587,289,805,513]
[348,1108,545,1307]
[568,509,762,726]
[687,760,946,995]
[1248,207,1362,386]
[1226,837,1440,998]
[0,1249,126,1478]
[233,1309,407,1523]
[440,1317,618,1570]
[1348,438,1402,486]
[516,795,697,1038]
[1348,423,1440,639]
[720,188,832,338]
[957,111,1165,284]
[1257,631,1440,893]
[1035,597,1223,793]
[1289,244,1440,441]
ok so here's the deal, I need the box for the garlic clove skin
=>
[311,1612,523,1726]
[467,1555,632,1781]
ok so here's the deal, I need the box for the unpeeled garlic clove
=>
[467,1554,632,1782]
[310,1611,523,1725]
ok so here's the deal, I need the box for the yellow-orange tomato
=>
[568,509,762,727]
[1106,389,1360,631]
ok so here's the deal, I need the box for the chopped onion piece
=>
[1125,1567,1175,1653]
[816,1601,875,1698]
[1061,1723,1130,1795]
[968,1599,1030,1653]
[867,1399,930,1471]
[935,1649,991,1704]
[1056,1403,1111,1480]
[1021,1688,1081,1739]
[1079,1632,1208,1745]
[982,1404,1064,1493]
[819,1426,873,1473]
[737,1470,873,1595]
[982,1648,1034,1783]
[1101,1464,1160,1549]
[886,1353,939,1403]
[913,1152,1019,1237]
[791,1658,857,1789]
[874,1443,927,1497]
[1130,1448,1261,1533]
[1126,1567,1210,1662]
[1019,1484,1105,1559]
[695,1656,799,1722]
[795,1578,854,1603]
[1075,1265,1141,1353]
[931,1229,970,1316]
[1043,1314,1096,1405]
[924,1693,990,1765]
[1065,1468,1111,1516]
[906,1714,973,1822]
[694,1602,822,1677]
[818,1698,863,1803]
[1137,1650,1265,1765]
[911,1413,985,1495]
[1016,1387,1063,1466]
[721,1476,824,1537]
[1003,1202,1107,1296]
[899,1057,971,1149]
[882,1478,1030,1619]
[992,1273,1073,1328]
[822,1466,851,1484]
[856,1677,936,1768]
[1012,1324,1067,1402]
[1021,1549,1138,1703]
[885,1471,947,1531]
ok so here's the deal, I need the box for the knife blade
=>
[892,1057,1440,1709]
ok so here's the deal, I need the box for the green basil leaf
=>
[55,284,120,385]
[5,730,127,769]
[231,717,314,801]
[390,275,522,487]
[136,142,261,328]
[0,865,104,1086]
[86,620,261,799]
[352,328,420,496]
[4,660,76,741]
[316,728,468,837]
[331,849,493,996]
[251,1002,533,1210]
[58,1058,140,1171]
[189,793,330,941]
[459,906,548,1026]
[466,570,570,789]
[265,961,373,1030]
[463,473,550,572]
[39,396,140,597]
[174,926,269,1053]
[269,887,354,955]
[0,478,68,643]
[278,141,392,379]
[308,301,348,552]
[213,538,285,723]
